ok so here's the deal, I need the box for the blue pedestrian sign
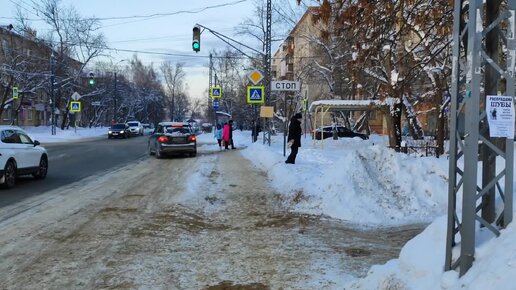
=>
[212,98,220,110]
[210,86,222,99]
[247,86,265,104]
[70,101,81,112]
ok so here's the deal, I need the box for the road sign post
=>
[12,87,18,99]
[247,86,265,104]
[212,98,220,110]
[70,101,81,113]
[271,81,300,92]
[210,86,222,99]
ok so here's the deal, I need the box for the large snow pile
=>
[346,214,516,290]
[238,132,449,225]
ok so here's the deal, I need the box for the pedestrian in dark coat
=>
[285,112,302,164]
[228,119,236,149]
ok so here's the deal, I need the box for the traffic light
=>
[192,25,201,52]
[88,72,96,87]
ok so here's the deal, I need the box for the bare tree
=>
[23,0,106,129]
[160,61,186,121]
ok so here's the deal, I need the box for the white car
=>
[127,121,144,136]
[0,126,48,189]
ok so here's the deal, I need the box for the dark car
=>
[148,122,197,158]
[313,126,369,140]
[108,123,131,139]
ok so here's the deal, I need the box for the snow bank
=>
[21,126,107,143]
[238,132,449,225]
[346,212,516,290]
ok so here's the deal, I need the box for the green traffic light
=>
[193,42,200,51]
[89,78,96,86]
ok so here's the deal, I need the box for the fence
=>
[394,136,440,157]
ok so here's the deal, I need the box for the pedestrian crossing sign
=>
[70,101,81,112]
[210,86,222,99]
[247,86,265,104]
[12,87,18,99]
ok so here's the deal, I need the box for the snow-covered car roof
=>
[309,99,385,112]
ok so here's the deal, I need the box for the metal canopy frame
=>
[309,100,384,149]
[446,0,515,276]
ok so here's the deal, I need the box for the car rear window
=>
[166,127,190,134]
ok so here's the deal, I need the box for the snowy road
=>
[0,148,422,289]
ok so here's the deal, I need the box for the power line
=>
[0,0,249,23]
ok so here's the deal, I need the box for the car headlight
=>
[120,131,124,133]
[108,131,112,134]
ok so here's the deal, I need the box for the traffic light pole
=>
[196,0,272,143]
[50,52,56,135]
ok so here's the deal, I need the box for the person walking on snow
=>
[222,122,231,150]
[214,123,223,150]
[228,119,236,149]
[285,112,302,164]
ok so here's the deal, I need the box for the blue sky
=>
[0,0,295,100]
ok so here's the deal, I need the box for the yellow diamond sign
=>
[248,69,264,85]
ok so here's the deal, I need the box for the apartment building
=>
[0,25,83,127]
[272,7,330,102]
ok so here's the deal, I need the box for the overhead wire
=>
[0,0,249,23]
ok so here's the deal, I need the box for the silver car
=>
[148,122,197,158]
[127,121,144,136]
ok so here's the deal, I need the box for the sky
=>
[0,0,302,101]
[20,125,516,289]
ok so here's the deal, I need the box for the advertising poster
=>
[486,95,515,138]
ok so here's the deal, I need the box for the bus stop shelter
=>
[309,99,385,148]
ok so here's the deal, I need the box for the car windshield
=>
[111,124,125,129]
[127,122,139,127]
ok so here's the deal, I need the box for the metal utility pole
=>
[445,0,515,276]
[260,0,273,146]
[113,72,117,122]
[209,53,217,126]
[264,0,272,105]
[50,52,56,135]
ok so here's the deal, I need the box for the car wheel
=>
[33,156,48,179]
[149,145,155,156]
[191,151,197,157]
[2,160,17,189]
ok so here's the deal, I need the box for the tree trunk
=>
[385,101,402,151]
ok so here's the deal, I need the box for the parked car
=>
[127,121,144,136]
[108,123,131,139]
[0,126,48,189]
[148,122,197,158]
[313,126,369,140]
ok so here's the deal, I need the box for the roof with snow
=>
[215,111,232,117]
[309,100,385,112]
